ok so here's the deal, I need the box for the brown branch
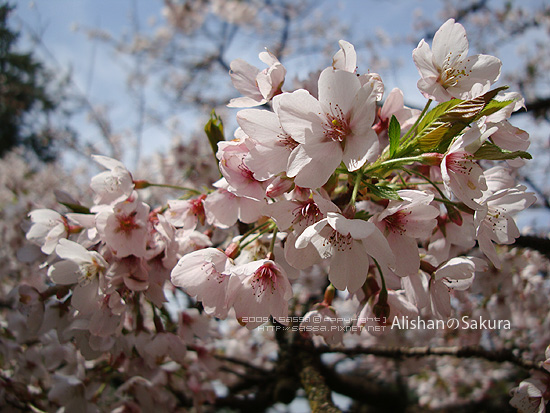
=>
[315,345,545,372]
[296,338,341,413]
[214,354,271,374]
[514,235,550,259]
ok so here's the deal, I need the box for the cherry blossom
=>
[413,18,502,102]
[371,189,439,277]
[278,67,380,188]
[296,212,395,293]
[90,155,134,205]
[332,39,357,73]
[26,209,69,255]
[509,371,550,413]
[429,256,487,319]
[94,192,150,258]
[228,259,293,329]
[165,195,206,230]
[300,304,344,345]
[440,125,495,210]
[228,49,285,108]
[47,239,107,314]
[237,97,300,181]
[170,247,234,319]
[475,185,536,268]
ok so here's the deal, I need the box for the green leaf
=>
[353,210,372,221]
[476,99,513,119]
[416,99,462,133]
[388,115,401,158]
[417,122,451,151]
[473,141,532,161]
[365,183,402,201]
[59,202,91,214]
[204,110,224,158]
[414,87,509,154]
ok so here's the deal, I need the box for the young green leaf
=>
[365,183,402,201]
[473,141,532,161]
[388,115,401,158]
[414,87,509,154]
[204,110,225,158]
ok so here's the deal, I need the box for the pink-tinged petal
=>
[48,260,80,285]
[380,88,405,120]
[387,291,419,319]
[402,272,429,309]
[90,167,134,204]
[476,226,501,268]
[387,232,420,277]
[351,81,378,126]
[412,40,439,81]
[237,109,283,145]
[257,62,285,99]
[447,54,501,98]
[434,256,474,281]
[204,189,238,228]
[238,196,265,224]
[277,90,323,143]
[229,260,292,329]
[490,121,529,152]
[71,279,101,314]
[430,281,452,319]
[441,151,487,210]
[326,213,375,240]
[42,224,67,255]
[292,140,342,189]
[362,227,396,270]
[417,77,451,102]
[258,50,279,66]
[55,239,90,263]
[295,219,329,250]
[171,248,232,318]
[487,187,537,215]
[432,19,469,67]
[328,241,369,292]
[342,128,379,171]
[246,144,289,181]
[89,306,122,337]
[228,96,266,108]
[318,68,361,115]
[332,40,357,73]
[229,59,262,99]
[284,232,322,269]
[91,154,126,171]
[286,144,312,178]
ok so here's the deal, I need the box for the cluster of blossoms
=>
[13,19,548,411]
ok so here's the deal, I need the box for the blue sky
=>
[13,1,434,162]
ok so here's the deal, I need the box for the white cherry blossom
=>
[413,18,501,102]
[296,212,395,293]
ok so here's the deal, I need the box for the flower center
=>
[276,133,299,151]
[238,160,256,181]
[292,199,323,227]
[383,210,412,235]
[438,55,471,89]
[77,256,103,285]
[116,211,140,235]
[324,104,351,143]
[251,262,279,297]
[324,230,353,255]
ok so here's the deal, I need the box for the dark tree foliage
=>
[0,3,58,162]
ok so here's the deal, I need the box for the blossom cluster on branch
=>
[10,19,550,412]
